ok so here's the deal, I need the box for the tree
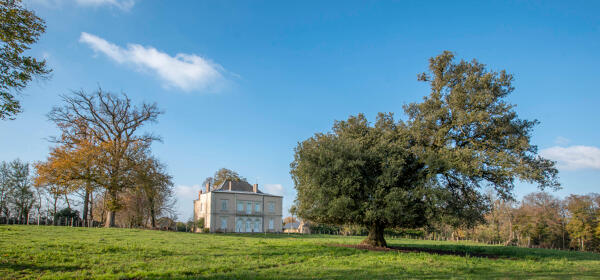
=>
[0,161,10,218]
[117,152,174,228]
[291,52,559,247]
[47,89,162,227]
[565,194,598,251]
[1,0,51,120]
[136,156,174,228]
[204,168,247,189]
[292,113,427,247]
[5,159,34,223]
[34,137,100,224]
[513,192,566,248]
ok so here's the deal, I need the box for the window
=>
[245,219,251,233]
[246,202,252,214]
[268,202,275,213]
[254,203,261,212]
[237,201,243,212]
[220,217,227,230]
[268,218,274,230]
[221,199,228,211]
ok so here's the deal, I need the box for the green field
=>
[1,226,599,279]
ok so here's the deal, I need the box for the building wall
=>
[193,192,211,232]
[193,191,282,233]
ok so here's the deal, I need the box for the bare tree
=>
[47,88,162,227]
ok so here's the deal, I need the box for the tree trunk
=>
[150,207,156,229]
[105,210,116,228]
[361,223,387,247]
[89,192,94,226]
[52,196,58,226]
[64,194,71,209]
[105,190,118,228]
[82,187,90,225]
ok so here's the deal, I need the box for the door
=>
[245,219,251,233]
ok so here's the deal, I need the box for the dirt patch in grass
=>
[330,244,509,259]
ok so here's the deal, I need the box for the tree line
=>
[304,191,600,253]
[0,89,177,228]
[462,191,600,252]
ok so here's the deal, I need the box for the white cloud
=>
[263,184,285,196]
[75,0,135,10]
[173,184,202,221]
[79,32,225,92]
[540,145,600,170]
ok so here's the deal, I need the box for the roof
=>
[196,180,283,198]
[212,180,263,193]
[283,222,300,229]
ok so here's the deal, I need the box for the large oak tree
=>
[291,52,559,247]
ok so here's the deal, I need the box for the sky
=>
[1,0,599,221]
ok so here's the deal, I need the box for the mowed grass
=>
[1,226,599,279]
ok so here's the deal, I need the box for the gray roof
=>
[212,180,263,193]
[283,222,300,229]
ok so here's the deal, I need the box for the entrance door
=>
[245,219,251,233]
[254,218,261,232]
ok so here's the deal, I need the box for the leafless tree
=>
[48,88,162,227]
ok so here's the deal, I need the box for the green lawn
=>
[1,226,599,279]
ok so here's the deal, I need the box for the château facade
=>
[193,180,283,233]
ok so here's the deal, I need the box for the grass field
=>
[1,226,599,279]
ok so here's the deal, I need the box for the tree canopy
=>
[203,168,248,190]
[291,51,560,247]
[1,0,51,120]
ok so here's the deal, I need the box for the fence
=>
[0,215,101,227]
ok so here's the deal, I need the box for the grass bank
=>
[1,225,599,279]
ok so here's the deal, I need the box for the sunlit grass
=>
[1,225,599,279]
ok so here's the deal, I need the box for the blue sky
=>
[1,0,599,220]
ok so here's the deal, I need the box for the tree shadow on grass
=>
[374,241,600,261]
[118,268,600,280]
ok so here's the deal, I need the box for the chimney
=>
[205,183,210,193]
[228,181,232,191]
[253,184,258,193]
[198,190,202,200]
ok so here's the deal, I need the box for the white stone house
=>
[193,180,283,233]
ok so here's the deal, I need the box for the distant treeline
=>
[0,158,176,229]
[307,192,600,253]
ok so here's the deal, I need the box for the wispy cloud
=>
[173,184,201,221]
[30,0,136,11]
[540,145,600,170]
[174,184,201,198]
[554,136,571,146]
[79,32,226,92]
[263,184,285,196]
[76,0,135,10]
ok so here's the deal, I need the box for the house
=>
[283,221,300,233]
[193,180,283,233]
[283,220,311,234]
